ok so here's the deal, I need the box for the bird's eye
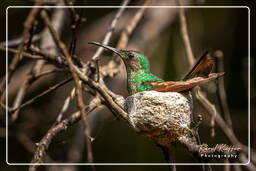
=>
[127,52,134,59]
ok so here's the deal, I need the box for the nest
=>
[124,91,194,147]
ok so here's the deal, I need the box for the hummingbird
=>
[88,42,224,95]
[89,42,220,170]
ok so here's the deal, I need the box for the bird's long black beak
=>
[88,42,121,57]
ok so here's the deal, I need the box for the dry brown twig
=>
[1,6,67,120]
[40,9,95,169]
[6,0,251,170]
[1,3,69,122]
[0,45,68,65]
[100,0,150,77]
[64,0,84,57]
[176,0,195,66]
[29,97,100,169]
[91,0,130,61]
[90,0,130,82]
[1,2,188,170]
[214,50,233,128]
[9,77,72,113]
[50,1,149,168]
[55,87,76,123]
[177,0,255,170]
[29,0,133,169]
[0,1,43,99]
[54,0,131,124]
[0,33,41,47]
[5,4,67,116]
[16,130,53,163]
[117,0,150,49]
[48,1,132,166]
[2,2,135,165]
[11,1,162,168]
[1,0,67,116]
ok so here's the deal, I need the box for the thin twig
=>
[35,68,66,79]
[117,0,150,49]
[5,1,201,167]
[214,50,233,128]
[194,87,238,145]
[65,0,84,57]
[11,72,31,121]
[0,2,43,99]
[9,77,72,113]
[11,56,45,122]
[10,66,67,121]
[90,0,130,82]
[0,46,67,68]
[91,0,130,60]
[29,46,67,66]
[177,0,218,137]
[177,1,254,169]
[176,0,216,139]
[55,0,84,127]
[16,131,53,162]
[27,2,133,166]
[55,79,96,125]
[195,88,255,170]
[55,87,76,123]
[71,64,130,122]
[10,6,68,120]
[100,0,149,77]
[29,97,99,170]
[0,46,43,59]
[176,0,195,66]
[40,10,95,168]
[0,33,41,47]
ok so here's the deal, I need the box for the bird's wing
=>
[183,51,213,80]
[151,73,224,92]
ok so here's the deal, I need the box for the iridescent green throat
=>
[121,52,163,95]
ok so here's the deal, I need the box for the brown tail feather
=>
[183,51,213,80]
[151,72,224,92]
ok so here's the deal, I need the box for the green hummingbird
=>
[88,42,224,95]
[89,42,221,169]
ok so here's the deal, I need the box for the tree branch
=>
[40,10,95,168]
[177,1,254,169]
[29,97,100,171]
[214,50,233,128]
[0,1,44,99]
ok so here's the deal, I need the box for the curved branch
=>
[29,97,100,170]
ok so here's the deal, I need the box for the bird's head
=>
[88,42,151,73]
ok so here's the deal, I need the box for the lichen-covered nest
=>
[124,91,194,147]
